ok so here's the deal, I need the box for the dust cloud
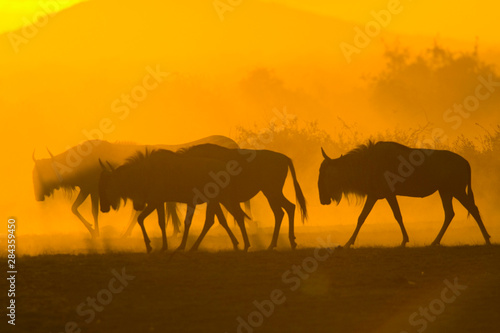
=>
[1,0,499,255]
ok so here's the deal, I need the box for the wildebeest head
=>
[318,148,343,205]
[98,160,121,213]
[32,150,63,201]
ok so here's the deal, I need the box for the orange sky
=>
[2,0,499,43]
[264,0,500,44]
[0,0,82,33]
[0,0,498,251]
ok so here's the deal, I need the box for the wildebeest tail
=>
[244,200,252,219]
[166,202,181,232]
[465,162,475,217]
[287,158,308,222]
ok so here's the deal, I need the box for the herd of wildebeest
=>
[32,135,492,252]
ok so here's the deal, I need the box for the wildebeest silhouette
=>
[99,149,249,253]
[32,136,239,237]
[178,144,307,250]
[318,141,491,247]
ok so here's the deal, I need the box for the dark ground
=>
[1,244,499,333]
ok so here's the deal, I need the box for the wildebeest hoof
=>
[120,231,132,239]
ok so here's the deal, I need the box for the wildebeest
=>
[318,141,491,247]
[99,149,249,253]
[32,136,239,237]
[178,144,307,250]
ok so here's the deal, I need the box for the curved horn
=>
[99,159,108,171]
[46,147,54,159]
[32,149,37,162]
[321,147,331,160]
[106,161,115,171]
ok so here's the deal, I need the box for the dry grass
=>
[7,243,500,333]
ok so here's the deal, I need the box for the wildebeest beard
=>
[32,159,65,201]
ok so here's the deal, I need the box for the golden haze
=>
[1,0,499,254]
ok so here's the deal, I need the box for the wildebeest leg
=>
[157,204,168,251]
[454,191,491,245]
[122,210,141,238]
[137,204,156,253]
[265,194,285,250]
[90,192,100,237]
[345,196,377,248]
[431,191,454,246]
[166,202,181,236]
[215,204,240,251]
[190,202,218,251]
[71,189,97,238]
[178,204,196,250]
[386,196,409,246]
[224,202,249,251]
[281,196,297,250]
[270,194,297,250]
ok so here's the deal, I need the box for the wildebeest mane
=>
[124,149,153,165]
[177,143,226,154]
[335,140,379,203]
[344,140,376,157]
[123,149,178,167]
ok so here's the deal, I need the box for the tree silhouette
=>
[371,41,500,123]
